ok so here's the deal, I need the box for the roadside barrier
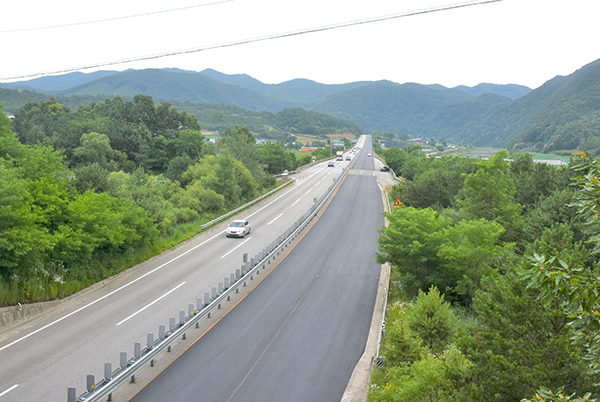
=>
[69,152,360,401]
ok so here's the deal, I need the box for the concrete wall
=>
[0,299,65,330]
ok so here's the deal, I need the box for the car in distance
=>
[380,166,390,172]
[327,161,335,167]
[226,219,251,237]
[367,153,372,157]
[346,156,351,161]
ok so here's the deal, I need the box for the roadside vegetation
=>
[371,146,600,401]
[0,96,306,306]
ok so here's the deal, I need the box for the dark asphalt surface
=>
[130,144,384,402]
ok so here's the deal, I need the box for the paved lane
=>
[0,138,365,401]
[130,139,384,402]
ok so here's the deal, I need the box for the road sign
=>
[393,198,402,206]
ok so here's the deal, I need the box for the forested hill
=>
[508,58,600,153]
[4,60,600,153]
[1,67,529,116]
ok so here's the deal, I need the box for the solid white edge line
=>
[268,213,284,225]
[221,237,252,259]
[0,230,225,353]
[0,162,330,353]
[0,384,18,398]
[116,282,186,326]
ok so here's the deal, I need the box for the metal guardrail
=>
[69,155,358,402]
[199,180,293,230]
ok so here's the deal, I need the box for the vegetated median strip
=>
[116,282,186,326]
[221,237,252,259]
[0,384,18,398]
[268,213,283,226]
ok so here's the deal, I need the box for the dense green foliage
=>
[0,96,299,305]
[4,60,599,155]
[175,102,363,139]
[372,148,599,401]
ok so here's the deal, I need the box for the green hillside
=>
[510,59,600,154]
[4,60,600,154]
[59,69,298,112]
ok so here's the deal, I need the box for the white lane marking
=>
[0,163,330,352]
[315,180,321,186]
[244,189,292,219]
[0,384,18,398]
[221,237,252,259]
[116,282,186,326]
[0,230,226,353]
[268,213,283,225]
[305,188,312,195]
[290,198,301,207]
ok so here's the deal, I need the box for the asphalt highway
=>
[129,139,384,402]
[0,138,367,401]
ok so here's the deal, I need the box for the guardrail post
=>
[230,273,235,284]
[105,362,112,381]
[236,269,241,280]
[204,292,210,306]
[243,253,248,263]
[147,333,154,349]
[67,387,76,402]
[86,374,95,393]
[134,342,141,358]
[120,352,127,369]
[188,304,194,316]
[218,282,224,294]
[212,287,217,300]
[196,299,202,328]
[180,311,186,339]
[159,325,166,340]
[224,277,230,289]
[148,333,155,366]
[170,317,176,332]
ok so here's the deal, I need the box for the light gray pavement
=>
[0,139,365,402]
[128,138,384,402]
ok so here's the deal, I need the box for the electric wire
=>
[1,0,503,81]
[0,0,233,34]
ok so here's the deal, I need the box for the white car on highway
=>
[226,219,251,237]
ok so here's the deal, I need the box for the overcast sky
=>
[1,0,598,89]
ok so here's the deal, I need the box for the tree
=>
[377,206,508,304]
[73,132,115,167]
[377,207,449,297]
[259,142,296,175]
[463,268,595,402]
[456,150,523,240]
[405,286,457,354]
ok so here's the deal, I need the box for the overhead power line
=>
[0,0,233,34]
[1,0,503,81]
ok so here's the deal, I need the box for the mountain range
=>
[2,58,600,153]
